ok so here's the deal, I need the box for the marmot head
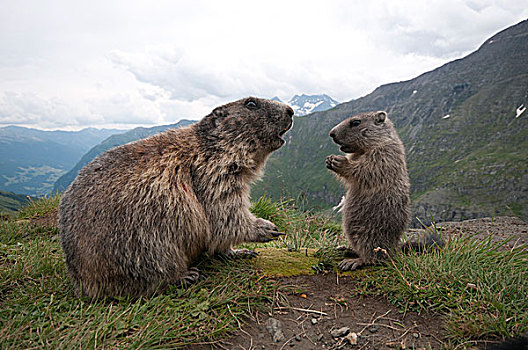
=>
[197,97,294,155]
[329,111,395,154]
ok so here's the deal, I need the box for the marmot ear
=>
[374,111,387,125]
[211,107,228,128]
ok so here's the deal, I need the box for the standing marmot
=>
[326,111,410,271]
[59,97,294,298]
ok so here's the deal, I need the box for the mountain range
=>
[252,19,528,226]
[0,126,122,196]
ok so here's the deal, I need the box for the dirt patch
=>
[190,274,445,350]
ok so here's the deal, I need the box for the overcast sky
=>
[0,1,527,130]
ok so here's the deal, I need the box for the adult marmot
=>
[59,97,294,298]
[326,111,410,271]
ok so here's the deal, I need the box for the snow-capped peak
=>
[287,94,339,116]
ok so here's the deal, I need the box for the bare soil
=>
[196,273,445,350]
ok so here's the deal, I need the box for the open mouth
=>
[278,120,293,138]
[332,140,353,153]
[339,145,357,154]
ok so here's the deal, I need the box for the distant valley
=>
[0,127,122,196]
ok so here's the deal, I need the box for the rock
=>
[265,318,286,342]
[331,326,350,338]
[311,318,318,325]
[368,326,378,333]
[345,332,358,345]
[295,335,301,341]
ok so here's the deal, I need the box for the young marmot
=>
[326,111,410,271]
[59,97,294,298]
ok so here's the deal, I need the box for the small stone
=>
[368,326,378,333]
[331,326,350,338]
[412,332,419,338]
[266,318,286,342]
[295,335,301,341]
[345,332,358,345]
[311,318,318,325]
[289,339,295,347]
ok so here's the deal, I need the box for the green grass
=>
[359,230,528,341]
[2,195,527,348]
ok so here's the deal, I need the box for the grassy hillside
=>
[0,190,30,215]
[252,19,528,226]
[1,196,526,348]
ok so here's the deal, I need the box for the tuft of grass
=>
[359,230,528,341]
[17,193,61,220]
[250,194,344,252]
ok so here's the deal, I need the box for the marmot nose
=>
[286,106,294,117]
[329,130,336,139]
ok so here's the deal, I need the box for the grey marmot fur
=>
[59,97,294,298]
[326,111,410,271]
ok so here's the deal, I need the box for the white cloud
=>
[0,0,527,130]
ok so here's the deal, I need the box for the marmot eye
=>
[350,120,361,127]
[245,100,258,110]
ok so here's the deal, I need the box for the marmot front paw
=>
[326,154,349,174]
[338,258,366,271]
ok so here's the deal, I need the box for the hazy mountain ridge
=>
[0,190,30,214]
[252,19,528,225]
[53,120,195,192]
[0,126,123,196]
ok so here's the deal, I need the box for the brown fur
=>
[59,97,294,298]
[326,111,410,271]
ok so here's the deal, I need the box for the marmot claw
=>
[338,258,364,271]
[326,154,348,173]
